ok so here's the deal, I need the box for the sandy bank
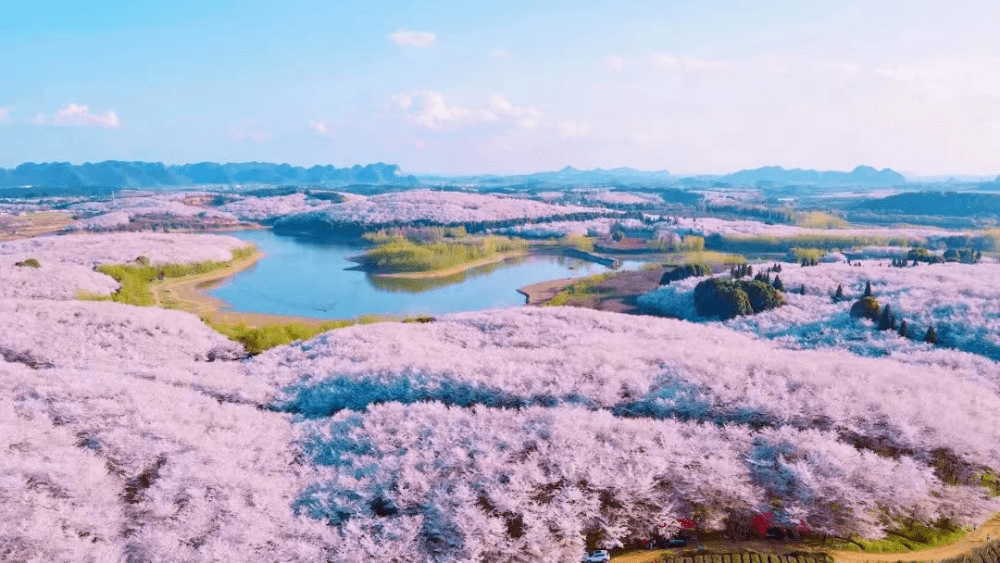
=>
[150,248,338,328]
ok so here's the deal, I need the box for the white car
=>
[584,549,610,563]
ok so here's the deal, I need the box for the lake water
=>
[209,229,646,319]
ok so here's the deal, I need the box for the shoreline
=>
[516,276,579,305]
[150,247,343,328]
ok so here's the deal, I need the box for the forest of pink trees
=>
[3,232,1000,562]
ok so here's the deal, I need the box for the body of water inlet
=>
[208,229,646,319]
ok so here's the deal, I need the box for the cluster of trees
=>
[647,233,706,252]
[902,247,980,266]
[847,282,938,343]
[275,209,633,239]
[709,233,912,254]
[659,263,711,285]
[358,236,529,274]
[704,203,794,224]
[693,277,786,320]
[272,190,651,239]
[943,248,982,264]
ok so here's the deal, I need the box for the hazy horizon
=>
[4,1,999,176]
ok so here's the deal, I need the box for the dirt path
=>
[611,515,1000,563]
[826,514,1000,563]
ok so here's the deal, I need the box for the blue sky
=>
[2,0,999,175]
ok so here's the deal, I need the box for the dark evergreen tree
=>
[863,281,873,298]
[799,284,806,295]
[924,326,937,344]
[772,275,784,291]
[898,320,908,338]
[834,284,844,301]
[878,305,894,331]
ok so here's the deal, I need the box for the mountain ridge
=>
[0,161,417,188]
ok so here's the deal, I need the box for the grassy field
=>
[207,315,434,354]
[824,520,967,553]
[79,246,256,306]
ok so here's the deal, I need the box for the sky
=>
[1,0,999,176]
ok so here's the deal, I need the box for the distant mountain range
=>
[421,165,907,188]
[721,165,906,186]
[420,166,675,187]
[0,161,911,190]
[0,161,417,188]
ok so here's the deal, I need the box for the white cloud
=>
[488,49,511,60]
[0,107,10,122]
[309,120,332,136]
[387,30,436,48]
[603,55,627,71]
[231,126,267,142]
[393,91,543,131]
[649,53,728,72]
[30,112,45,124]
[559,121,590,139]
[51,103,119,128]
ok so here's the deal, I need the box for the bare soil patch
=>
[0,211,73,240]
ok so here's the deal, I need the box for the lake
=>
[209,229,646,319]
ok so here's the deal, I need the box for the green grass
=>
[360,236,528,274]
[826,520,967,553]
[211,314,436,354]
[210,320,356,354]
[543,272,616,307]
[77,245,255,306]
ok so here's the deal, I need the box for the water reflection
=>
[366,255,532,293]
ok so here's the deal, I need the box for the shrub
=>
[14,258,41,268]
[659,263,711,285]
[135,255,151,266]
[908,247,945,264]
[850,297,881,321]
[693,277,785,320]
[743,279,786,313]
